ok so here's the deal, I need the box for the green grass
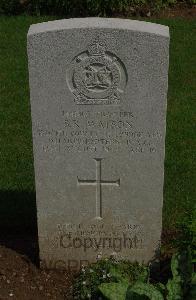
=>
[0,16,195,239]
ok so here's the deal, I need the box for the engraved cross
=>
[77,158,120,219]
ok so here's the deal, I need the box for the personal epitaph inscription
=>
[28,18,169,271]
[77,158,120,218]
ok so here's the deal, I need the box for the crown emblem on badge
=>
[66,38,127,105]
[88,40,106,56]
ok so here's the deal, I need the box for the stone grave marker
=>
[27,18,169,271]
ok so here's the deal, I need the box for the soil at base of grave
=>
[0,245,74,300]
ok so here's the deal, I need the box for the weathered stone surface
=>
[28,18,169,271]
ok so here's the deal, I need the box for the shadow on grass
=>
[0,190,39,265]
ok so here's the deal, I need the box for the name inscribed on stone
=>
[35,110,162,154]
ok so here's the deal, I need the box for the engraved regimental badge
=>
[66,39,127,105]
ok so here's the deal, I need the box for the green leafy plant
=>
[166,247,194,299]
[97,249,194,300]
[99,266,164,300]
[73,249,195,299]
[174,207,196,264]
[185,273,196,300]
[73,258,148,299]
[100,280,165,299]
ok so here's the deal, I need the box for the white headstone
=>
[28,18,169,271]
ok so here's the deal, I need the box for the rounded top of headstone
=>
[28,17,169,38]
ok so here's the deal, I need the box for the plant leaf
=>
[166,249,193,299]
[130,281,164,300]
[126,285,149,299]
[185,272,196,300]
[109,266,129,284]
[99,282,129,300]
[166,278,183,300]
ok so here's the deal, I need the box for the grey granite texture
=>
[28,18,169,271]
